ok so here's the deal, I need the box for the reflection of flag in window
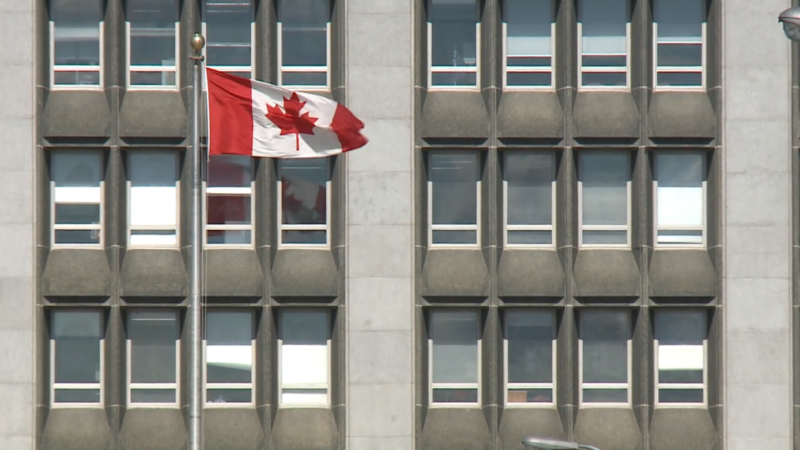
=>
[207,158,251,226]
[281,174,326,225]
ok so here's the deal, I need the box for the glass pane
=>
[507,230,552,246]
[130,230,177,246]
[129,152,178,228]
[657,43,702,67]
[657,153,703,227]
[282,230,327,245]
[582,55,627,67]
[208,155,252,188]
[127,0,178,67]
[129,311,177,384]
[507,56,551,67]
[55,230,100,245]
[281,71,328,86]
[130,152,177,187]
[506,310,554,383]
[506,0,552,56]
[582,388,628,403]
[659,369,703,383]
[207,388,252,404]
[431,72,477,87]
[130,71,176,86]
[506,152,554,226]
[280,0,328,67]
[657,230,703,245]
[430,0,478,70]
[657,72,703,87]
[204,0,252,68]
[658,388,703,403]
[432,388,478,403]
[580,0,627,54]
[55,204,100,225]
[52,151,102,187]
[54,389,100,403]
[582,230,627,245]
[281,388,328,405]
[506,72,551,87]
[431,311,479,384]
[207,196,251,225]
[54,71,101,85]
[280,311,329,386]
[206,312,252,384]
[432,230,477,245]
[508,388,553,403]
[430,152,478,226]
[131,389,176,403]
[52,0,101,68]
[581,153,628,226]
[53,311,102,384]
[656,310,705,383]
[656,0,703,41]
[581,310,629,384]
[582,72,627,86]
[208,230,252,245]
[281,159,328,226]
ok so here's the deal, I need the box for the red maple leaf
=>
[265,92,319,150]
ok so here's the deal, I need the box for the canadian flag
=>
[205,68,368,158]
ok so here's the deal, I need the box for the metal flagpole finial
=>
[190,33,206,58]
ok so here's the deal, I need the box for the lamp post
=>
[779,7,800,41]
[522,436,602,450]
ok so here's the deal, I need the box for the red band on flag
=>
[206,68,254,156]
[331,103,368,152]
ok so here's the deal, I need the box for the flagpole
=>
[189,32,205,450]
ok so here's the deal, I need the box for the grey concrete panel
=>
[497,250,565,298]
[648,251,717,298]
[419,408,491,450]
[270,250,338,298]
[421,91,490,139]
[647,92,716,139]
[41,249,111,297]
[203,409,266,450]
[119,91,187,138]
[572,251,641,298]
[271,408,339,450]
[573,408,641,450]
[118,409,187,450]
[119,250,188,297]
[648,408,717,450]
[203,249,264,297]
[498,408,566,450]
[496,92,564,139]
[421,250,490,297]
[572,92,640,139]
[41,91,112,138]
[41,409,112,450]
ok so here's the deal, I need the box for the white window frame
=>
[503,151,556,248]
[652,0,706,90]
[50,310,104,408]
[277,159,332,249]
[50,150,105,249]
[204,310,256,407]
[277,309,332,408]
[125,20,179,90]
[126,310,180,408]
[578,310,632,407]
[427,0,481,90]
[654,309,707,408]
[577,151,631,248]
[50,21,104,90]
[501,0,555,90]
[201,0,256,80]
[503,309,557,408]
[428,309,482,408]
[277,4,331,91]
[204,157,255,248]
[653,151,707,249]
[126,150,181,249]
[577,0,631,90]
[428,151,481,248]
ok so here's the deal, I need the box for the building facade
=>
[0,0,795,449]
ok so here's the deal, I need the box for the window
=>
[205,311,254,404]
[504,310,555,405]
[578,152,630,247]
[50,0,103,87]
[206,155,254,246]
[503,151,555,247]
[127,0,179,87]
[655,310,706,405]
[127,311,179,406]
[50,151,103,247]
[428,0,479,88]
[503,0,554,88]
[279,310,330,407]
[278,158,330,247]
[203,0,254,78]
[429,310,480,405]
[579,310,630,405]
[654,0,705,88]
[654,152,705,246]
[428,151,480,247]
[128,151,179,247]
[51,310,103,405]
[578,0,629,88]
[278,0,330,88]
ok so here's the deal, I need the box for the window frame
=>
[50,309,104,408]
[125,1,180,90]
[427,150,482,248]
[652,0,706,90]
[501,0,556,90]
[49,19,104,90]
[576,0,631,90]
[428,309,482,408]
[654,309,708,408]
[577,151,632,248]
[578,309,632,407]
[50,150,105,249]
[503,309,557,408]
[276,158,332,249]
[126,309,180,408]
[427,0,481,90]
[276,0,331,91]
[502,150,557,248]
[653,151,707,249]
[277,309,332,408]
[204,155,256,248]
[126,150,181,249]
[203,309,257,407]
[201,0,256,79]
